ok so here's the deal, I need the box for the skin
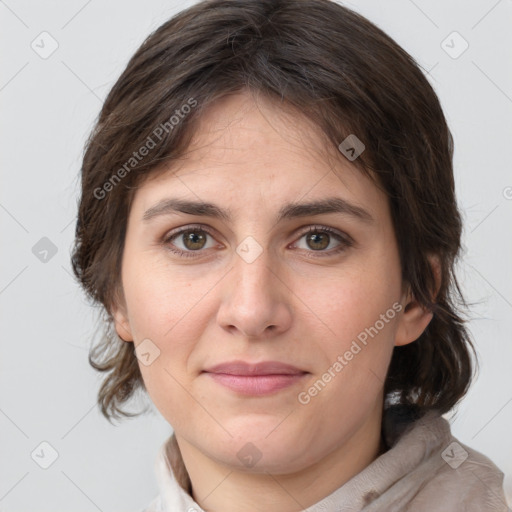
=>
[113,90,437,512]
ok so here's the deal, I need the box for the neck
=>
[168,400,386,512]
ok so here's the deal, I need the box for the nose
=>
[216,247,293,339]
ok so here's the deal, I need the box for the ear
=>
[394,254,441,347]
[111,288,134,343]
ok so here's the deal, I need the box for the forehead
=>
[181,91,341,172]
[132,91,388,224]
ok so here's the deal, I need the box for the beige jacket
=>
[143,407,510,511]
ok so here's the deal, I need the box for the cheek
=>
[125,266,205,425]
[299,260,400,387]
[121,255,216,400]
[122,253,208,341]
[298,278,398,415]
[304,260,400,337]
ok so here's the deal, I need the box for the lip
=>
[202,360,309,396]
[203,360,306,376]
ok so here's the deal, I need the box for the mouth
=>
[201,360,309,395]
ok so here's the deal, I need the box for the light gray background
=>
[1,0,511,510]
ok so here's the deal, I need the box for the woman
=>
[71,0,508,510]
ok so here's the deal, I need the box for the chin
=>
[210,428,310,474]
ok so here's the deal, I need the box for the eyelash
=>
[162,223,353,259]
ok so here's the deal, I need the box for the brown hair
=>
[71,0,477,423]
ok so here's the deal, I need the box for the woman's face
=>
[113,91,431,474]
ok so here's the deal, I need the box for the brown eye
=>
[305,231,330,251]
[163,225,217,258]
[293,226,353,257]
[181,230,208,250]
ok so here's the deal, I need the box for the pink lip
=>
[202,360,308,396]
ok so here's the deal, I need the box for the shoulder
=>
[398,408,508,511]
[410,440,508,511]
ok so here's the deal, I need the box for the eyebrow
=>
[142,197,374,224]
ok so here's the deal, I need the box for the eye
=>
[163,224,219,258]
[162,224,353,259]
[292,226,353,257]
